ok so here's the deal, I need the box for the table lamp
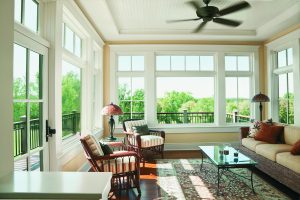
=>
[101,102,123,141]
[251,92,270,121]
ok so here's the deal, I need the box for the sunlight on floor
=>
[157,176,185,199]
[155,163,173,169]
[180,159,194,170]
[189,175,215,199]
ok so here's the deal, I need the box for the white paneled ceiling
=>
[77,0,300,41]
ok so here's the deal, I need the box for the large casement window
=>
[117,56,145,122]
[275,48,294,124]
[14,0,39,32]
[61,21,84,140]
[225,55,251,123]
[111,45,258,130]
[156,55,215,124]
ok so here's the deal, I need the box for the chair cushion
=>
[242,138,267,152]
[254,123,284,144]
[141,135,164,148]
[124,120,147,132]
[96,151,136,174]
[276,152,300,174]
[284,126,300,145]
[81,135,104,156]
[291,140,300,155]
[132,124,149,136]
[255,144,292,161]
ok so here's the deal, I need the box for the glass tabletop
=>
[199,145,257,166]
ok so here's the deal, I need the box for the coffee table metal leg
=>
[250,167,255,193]
[217,168,220,195]
[201,151,203,170]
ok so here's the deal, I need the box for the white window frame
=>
[266,29,300,126]
[224,53,254,124]
[110,45,260,133]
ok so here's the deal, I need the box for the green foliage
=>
[62,72,81,114]
[279,93,294,124]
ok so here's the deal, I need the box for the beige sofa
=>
[238,125,300,196]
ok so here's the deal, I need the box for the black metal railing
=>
[62,111,80,138]
[121,111,250,124]
[13,111,81,157]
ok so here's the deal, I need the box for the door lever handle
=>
[46,120,56,142]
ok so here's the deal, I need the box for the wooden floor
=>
[110,150,299,200]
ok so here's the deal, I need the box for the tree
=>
[62,72,81,114]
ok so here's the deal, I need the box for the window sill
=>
[115,123,250,134]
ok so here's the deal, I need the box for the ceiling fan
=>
[167,0,251,33]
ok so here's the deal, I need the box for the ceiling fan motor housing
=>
[196,6,220,21]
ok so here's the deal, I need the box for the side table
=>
[100,137,126,151]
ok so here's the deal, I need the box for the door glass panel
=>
[29,51,41,99]
[13,102,27,157]
[30,151,42,171]
[14,0,22,22]
[30,103,42,150]
[24,0,38,32]
[13,44,27,99]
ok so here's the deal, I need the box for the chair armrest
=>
[240,127,249,139]
[149,129,165,139]
[94,151,139,160]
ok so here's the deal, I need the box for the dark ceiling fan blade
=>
[186,0,202,10]
[213,18,241,27]
[219,1,250,16]
[166,18,201,23]
[192,21,207,33]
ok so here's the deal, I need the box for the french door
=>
[13,35,49,171]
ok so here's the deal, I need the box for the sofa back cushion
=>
[284,126,300,145]
[254,123,284,144]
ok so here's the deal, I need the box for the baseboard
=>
[164,142,240,151]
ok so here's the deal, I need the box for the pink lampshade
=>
[101,102,123,116]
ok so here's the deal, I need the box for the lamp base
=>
[105,136,117,141]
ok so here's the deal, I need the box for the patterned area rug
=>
[156,159,291,200]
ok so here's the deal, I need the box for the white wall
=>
[0,0,14,177]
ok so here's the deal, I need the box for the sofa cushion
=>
[254,123,284,144]
[284,126,300,145]
[276,152,300,174]
[248,121,262,138]
[132,124,150,136]
[81,134,104,156]
[255,144,292,161]
[242,138,267,152]
[291,140,300,155]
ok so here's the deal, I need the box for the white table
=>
[0,172,112,200]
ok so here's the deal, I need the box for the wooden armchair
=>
[122,119,165,165]
[80,134,141,195]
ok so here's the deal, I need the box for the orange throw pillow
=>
[254,123,284,144]
[291,140,300,155]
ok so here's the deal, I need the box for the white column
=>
[0,0,14,177]
[43,1,63,171]
[216,52,226,126]
[293,39,300,126]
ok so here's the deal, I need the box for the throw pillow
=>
[291,140,300,155]
[248,120,261,138]
[132,124,149,136]
[254,123,284,144]
[99,142,113,155]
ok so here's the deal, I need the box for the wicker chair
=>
[122,119,165,165]
[80,134,141,195]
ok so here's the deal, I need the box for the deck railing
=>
[13,111,81,157]
[121,111,250,124]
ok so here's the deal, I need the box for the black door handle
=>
[46,120,56,142]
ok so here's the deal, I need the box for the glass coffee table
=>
[199,145,257,195]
